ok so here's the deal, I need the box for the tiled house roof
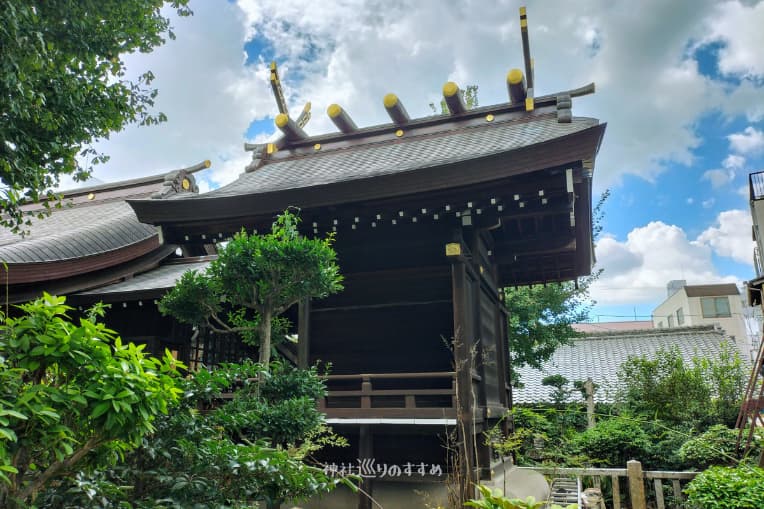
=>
[513,325,734,404]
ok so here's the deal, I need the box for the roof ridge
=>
[578,324,721,339]
[57,160,211,198]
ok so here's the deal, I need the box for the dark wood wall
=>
[309,223,456,375]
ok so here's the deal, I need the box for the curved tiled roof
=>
[0,201,156,263]
[513,325,736,404]
[0,163,208,287]
[202,115,599,199]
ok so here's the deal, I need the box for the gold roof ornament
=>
[249,8,596,165]
[383,93,410,124]
[442,81,467,115]
[327,104,358,133]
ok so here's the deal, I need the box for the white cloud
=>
[723,154,746,169]
[723,80,764,122]
[729,126,764,155]
[697,209,754,265]
[702,168,735,188]
[686,197,695,205]
[702,0,764,79]
[232,0,736,189]
[591,221,736,305]
[65,0,762,195]
[702,198,716,209]
[592,210,753,306]
[84,1,276,189]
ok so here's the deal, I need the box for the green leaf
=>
[0,409,28,420]
[91,401,111,419]
[0,427,18,441]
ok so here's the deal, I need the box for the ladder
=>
[548,477,581,507]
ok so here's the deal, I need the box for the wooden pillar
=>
[358,425,373,509]
[495,295,511,438]
[627,460,647,509]
[585,378,596,429]
[451,260,477,501]
[297,298,311,369]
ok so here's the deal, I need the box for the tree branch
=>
[205,315,257,335]
[17,436,102,502]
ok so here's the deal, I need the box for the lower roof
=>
[73,258,211,302]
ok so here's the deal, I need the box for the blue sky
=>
[83,0,764,324]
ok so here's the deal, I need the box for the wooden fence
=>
[519,461,699,509]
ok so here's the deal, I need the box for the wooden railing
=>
[319,371,457,419]
[519,462,699,509]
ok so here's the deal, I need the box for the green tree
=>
[506,280,592,376]
[0,294,181,508]
[0,0,191,233]
[159,210,343,370]
[541,374,573,407]
[617,344,747,428]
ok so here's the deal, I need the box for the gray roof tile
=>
[0,201,157,263]
[199,115,599,199]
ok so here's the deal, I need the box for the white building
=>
[651,280,752,359]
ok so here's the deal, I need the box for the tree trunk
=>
[258,308,273,368]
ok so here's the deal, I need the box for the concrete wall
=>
[652,290,688,329]
[751,198,764,273]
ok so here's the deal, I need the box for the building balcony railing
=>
[319,371,457,420]
[750,170,764,201]
[756,246,763,278]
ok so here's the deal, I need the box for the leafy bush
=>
[260,361,327,401]
[678,425,741,470]
[465,484,576,509]
[685,465,764,509]
[569,417,652,467]
[38,360,348,508]
[0,295,180,508]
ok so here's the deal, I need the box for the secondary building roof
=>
[572,321,653,333]
[513,325,735,404]
[684,284,740,297]
[0,161,208,302]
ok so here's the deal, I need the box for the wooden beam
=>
[298,298,311,369]
[451,258,477,500]
[358,425,373,509]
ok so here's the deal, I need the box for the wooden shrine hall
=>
[1,9,605,507]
